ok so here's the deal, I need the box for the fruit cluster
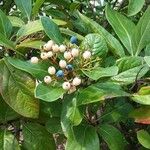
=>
[30,36,92,93]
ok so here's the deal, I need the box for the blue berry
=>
[70,36,77,44]
[66,64,73,71]
[56,70,64,78]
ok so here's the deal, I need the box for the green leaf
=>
[0,9,12,38]
[81,33,108,57]
[137,130,150,149]
[41,16,64,44]
[35,83,65,102]
[7,57,49,80]
[144,56,150,66]
[17,19,66,40]
[0,96,19,124]
[145,44,150,56]
[0,33,15,50]
[98,124,127,150]
[66,125,99,150]
[77,11,125,57]
[132,6,150,56]
[0,129,20,150]
[112,65,149,84]
[77,82,129,106]
[0,59,39,118]
[61,96,82,136]
[106,5,135,55]
[116,56,143,72]
[132,86,150,105]
[82,66,118,80]
[129,106,150,124]
[128,0,145,16]
[17,40,45,49]
[32,0,45,17]
[23,123,56,150]
[46,117,62,134]
[60,28,84,41]
[14,0,32,20]
[8,16,25,27]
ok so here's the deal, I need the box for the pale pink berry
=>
[47,51,53,58]
[48,66,56,75]
[59,45,66,52]
[83,51,91,59]
[41,52,48,60]
[59,60,67,68]
[71,48,79,57]
[52,44,59,52]
[30,57,39,64]
[64,51,72,60]
[62,82,71,90]
[44,76,52,84]
[72,77,81,86]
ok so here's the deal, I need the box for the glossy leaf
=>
[128,0,145,16]
[61,96,82,136]
[137,130,150,149]
[82,66,118,80]
[16,40,45,49]
[132,86,150,105]
[132,6,150,55]
[0,96,19,124]
[116,56,143,72]
[77,82,129,106]
[32,0,45,16]
[145,44,150,56]
[77,11,125,57]
[81,33,108,57]
[66,125,99,150]
[41,16,64,44]
[35,83,65,102]
[112,65,149,84]
[14,0,32,20]
[7,57,50,80]
[130,106,150,124]
[0,9,12,38]
[23,123,56,150]
[0,129,20,150]
[144,56,150,66]
[0,59,39,118]
[0,33,15,50]
[8,16,25,27]
[106,5,135,55]
[98,124,127,150]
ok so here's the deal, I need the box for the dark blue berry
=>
[66,64,73,71]
[70,36,77,44]
[56,70,64,78]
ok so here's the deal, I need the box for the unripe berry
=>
[47,51,53,58]
[71,48,79,57]
[41,52,48,60]
[56,70,64,78]
[70,36,77,44]
[66,64,73,71]
[62,82,71,90]
[30,57,39,64]
[52,44,59,52]
[46,40,54,50]
[64,51,72,60]
[72,77,81,86]
[59,60,67,68]
[43,43,49,51]
[59,45,66,52]
[48,66,56,75]
[83,51,91,59]
[44,76,52,84]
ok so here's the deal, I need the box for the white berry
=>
[48,66,56,75]
[52,44,59,52]
[41,52,48,60]
[72,77,81,86]
[59,60,67,68]
[47,51,53,58]
[62,82,71,90]
[68,85,76,94]
[44,76,52,84]
[71,48,79,57]
[64,51,72,60]
[59,45,66,52]
[83,51,91,59]
[30,57,38,64]
[46,40,54,50]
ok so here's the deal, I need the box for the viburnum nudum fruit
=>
[30,37,97,93]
